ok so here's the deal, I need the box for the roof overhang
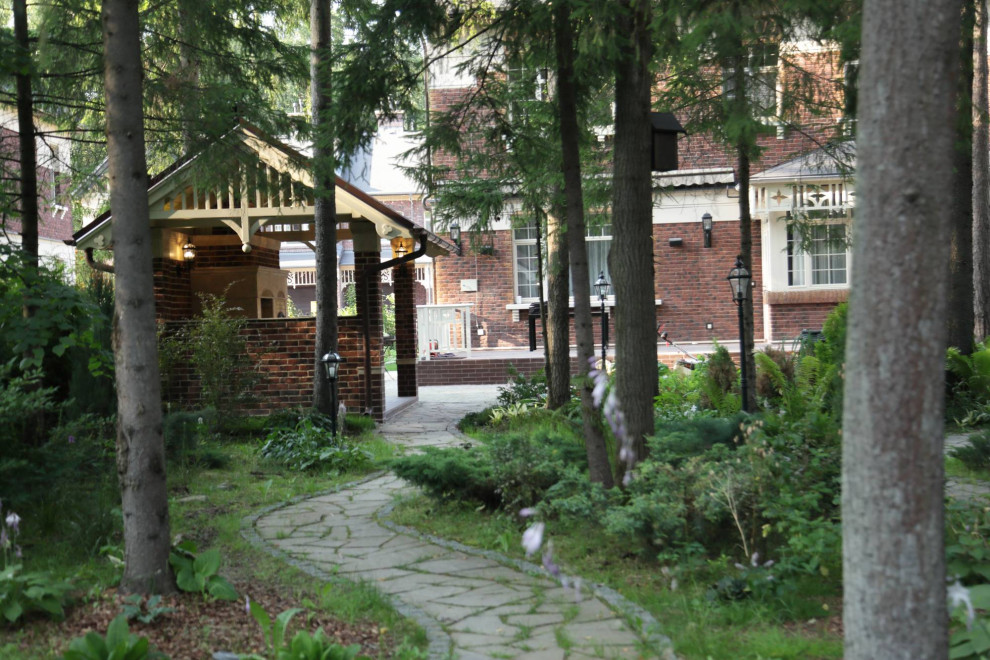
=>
[71,121,454,258]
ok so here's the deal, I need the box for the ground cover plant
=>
[0,394,425,659]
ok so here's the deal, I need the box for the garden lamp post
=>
[321,352,343,436]
[727,256,752,412]
[594,271,610,369]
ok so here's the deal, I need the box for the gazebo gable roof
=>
[73,121,453,257]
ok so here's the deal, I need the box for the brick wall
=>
[153,258,193,321]
[195,243,280,269]
[394,261,418,396]
[652,220,764,342]
[433,230,523,346]
[433,219,763,347]
[160,316,384,418]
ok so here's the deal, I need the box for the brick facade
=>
[432,218,765,347]
[160,316,382,418]
[393,260,418,396]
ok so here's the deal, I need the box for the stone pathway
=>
[246,386,672,660]
[945,433,990,501]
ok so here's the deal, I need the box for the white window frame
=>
[786,222,849,287]
[512,220,613,303]
[722,45,780,122]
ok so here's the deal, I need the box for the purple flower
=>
[521,522,545,558]
[245,595,251,614]
[518,508,536,518]
[542,547,560,578]
[68,435,76,444]
[4,512,19,535]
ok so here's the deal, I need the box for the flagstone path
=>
[244,385,673,660]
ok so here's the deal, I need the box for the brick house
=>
[70,121,454,419]
[360,34,853,361]
[0,107,75,269]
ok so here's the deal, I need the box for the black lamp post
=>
[450,223,461,256]
[594,271,610,369]
[727,256,752,412]
[701,212,713,248]
[320,352,343,436]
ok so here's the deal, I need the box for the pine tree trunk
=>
[311,0,338,415]
[555,1,612,486]
[102,0,175,595]
[545,198,571,410]
[949,0,976,354]
[842,0,960,655]
[737,146,757,412]
[612,0,656,466]
[14,0,37,273]
[974,0,990,341]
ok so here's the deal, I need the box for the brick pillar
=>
[394,260,418,397]
[152,257,193,321]
[352,222,384,420]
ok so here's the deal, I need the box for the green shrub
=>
[496,367,546,406]
[457,407,497,432]
[389,447,499,508]
[696,345,740,414]
[486,426,587,511]
[950,431,990,471]
[648,415,745,465]
[343,413,376,436]
[260,418,371,473]
[754,346,795,402]
[186,293,258,425]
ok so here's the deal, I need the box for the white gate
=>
[417,304,473,359]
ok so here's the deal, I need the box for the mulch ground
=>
[6,582,391,659]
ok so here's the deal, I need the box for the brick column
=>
[394,260,418,397]
[352,222,384,420]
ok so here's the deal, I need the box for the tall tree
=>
[101,0,174,595]
[12,0,37,276]
[611,0,656,465]
[545,196,570,410]
[949,0,976,354]
[555,0,613,485]
[311,0,337,415]
[974,0,990,340]
[842,0,960,656]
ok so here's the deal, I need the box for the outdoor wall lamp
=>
[182,241,197,261]
[727,256,751,412]
[320,352,344,436]
[594,271,610,369]
[394,241,408,258]
[702,212,713,248]
[450,222,462,256]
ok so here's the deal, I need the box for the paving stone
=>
[248,385,656,660]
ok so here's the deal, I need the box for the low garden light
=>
[321,352,343,435]
[727,256,751,411]
[594,271,610,369]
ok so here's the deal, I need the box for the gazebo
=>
[71,121,454,419]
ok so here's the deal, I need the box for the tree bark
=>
[545,199,571,410]
[949,0,976,354]
[14,0,38,273]
[842,0,960,656]
[974,0,990,341]
[611,0,656,466]
[102,0,175,595]
[555,1,613,486]
[311,0,338,415]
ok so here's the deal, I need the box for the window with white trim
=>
[722,45,780,120]
[512,221,612,302]
[787,223,848,286]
